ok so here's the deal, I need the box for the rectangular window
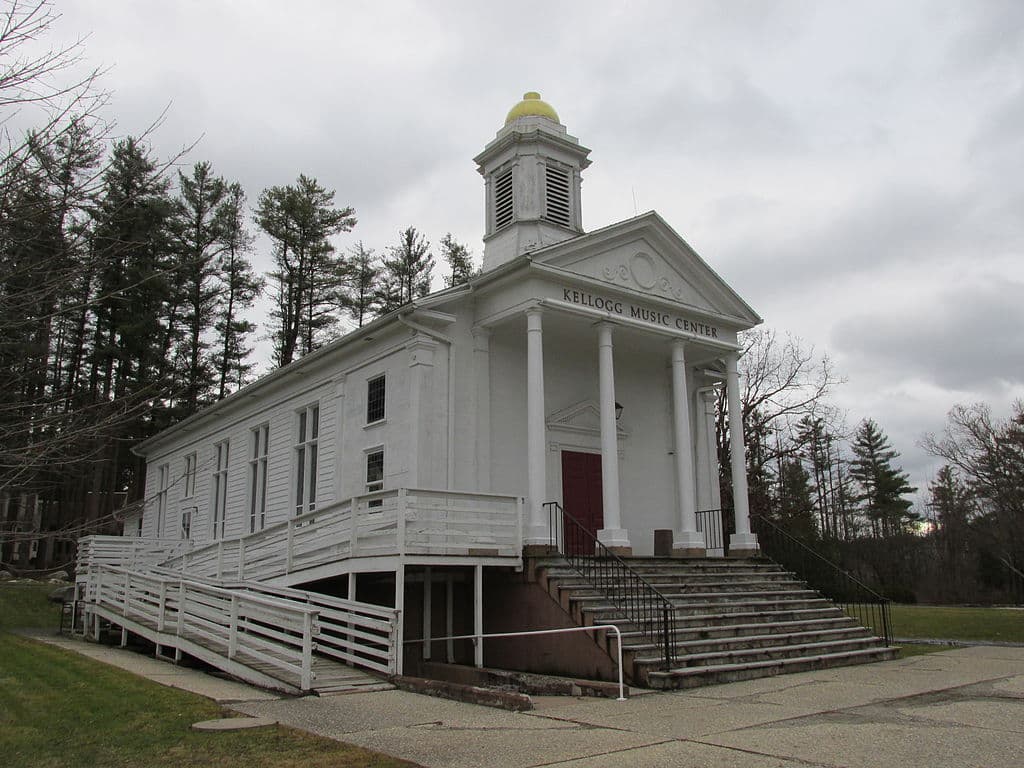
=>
[249,423,269,532]
[295,404,319,516]
[366,375,386,424]
[156,464,169,537]
[366,448,384,494]
[212,441,229,539]
[181,508,194,540]
[183,452,197,498]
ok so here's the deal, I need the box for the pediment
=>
[547,400,629,439]
[533,213,761,326]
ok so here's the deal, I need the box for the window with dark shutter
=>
[545,165,571,227]
[494,169,514,229]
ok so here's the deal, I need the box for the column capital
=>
[406,333,438,367]
[725,351,740,375]
[671,337,687,362]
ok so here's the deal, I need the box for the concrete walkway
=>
[31,634,1024,767]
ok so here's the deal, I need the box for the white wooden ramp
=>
[79,565,398,695]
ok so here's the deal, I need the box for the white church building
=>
[135,91,760,560]
[77,94,893,693]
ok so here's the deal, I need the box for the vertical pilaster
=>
[333,376,346,501]
[524,308,549,548]
[726,352,759,556]
[671,340,705,556]
[596,322,630,554]
[472,327,492,492]
[406,334,437,488]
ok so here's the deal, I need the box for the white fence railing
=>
[150,567,400,676]
[84,565,401,688]
[76,536,190,581]
[156,487,522,583]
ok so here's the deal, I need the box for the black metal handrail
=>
[751,513,893,645]
[544,501,676,669]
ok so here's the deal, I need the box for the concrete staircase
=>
[536,557,898,689]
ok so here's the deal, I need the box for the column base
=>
[522,543,557,557]
[597,528,632,557]
[523,524,553,551]
[672,529,706,557]
[672,547,706,558]
[728,532,760,558]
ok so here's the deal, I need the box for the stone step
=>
[577,596,835,620]
[540,562,791,579]
[644,646,900,689]
[549,577,809,593]
[626,627,875,659]
[587,606,848,634]
[611,615,861,645]
[638,636,886,670]
[564,588,821,606]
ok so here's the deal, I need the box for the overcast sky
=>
[42,0,1024,500]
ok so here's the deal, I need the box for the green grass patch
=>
[890,603,1024,644]
[0,582,63,631]
[0,584,416,768]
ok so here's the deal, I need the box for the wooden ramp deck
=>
[82,566,397,696]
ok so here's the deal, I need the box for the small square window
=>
[367,375,386,423]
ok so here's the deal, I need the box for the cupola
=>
[475,92,591,271]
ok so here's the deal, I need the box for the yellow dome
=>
[505,91,560,125]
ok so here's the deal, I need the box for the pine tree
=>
[849,419,918,537]
[256,175,356,366]
[382,226,434,305]
[169,161,229,412]
[213,183,261,399]
[440,232,474,287]
[776,458,818,541]
[345,241,380,327]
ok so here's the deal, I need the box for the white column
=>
[394,565,405,675]
[524,308,549,546]
[472,327,492,492]
[422,566,432,661]
[671,340,704,555]
[596,323,630,552]
[726,352,759,555]
[473,564,484,668]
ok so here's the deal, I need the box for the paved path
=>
[235,647,1024,768]
[30,633,1024,767]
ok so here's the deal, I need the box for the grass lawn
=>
[890,603,1024,644]
[0,582,416,768]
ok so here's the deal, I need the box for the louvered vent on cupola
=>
[545,165,571,227]
[494,169,514,230]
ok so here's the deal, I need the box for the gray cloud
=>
[831,279,1024,391]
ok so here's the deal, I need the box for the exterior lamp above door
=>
[615,402,623,420]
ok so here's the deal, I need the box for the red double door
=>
[560,451,604,554]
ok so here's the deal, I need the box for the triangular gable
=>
[547,400,629,439]
[531,212,762,327]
